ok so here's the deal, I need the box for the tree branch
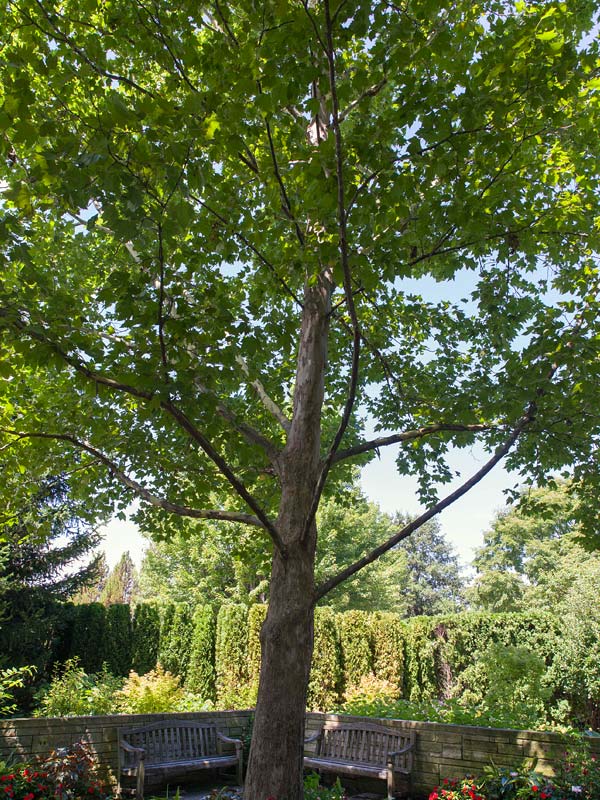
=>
[235,355,291,434]
[0,429,264,527]
[332,423,495,462]
[0,311,286,554]
[315,415,531,600]
[189,192,304,308]
[263,111,305,247]
[338,79,387,124]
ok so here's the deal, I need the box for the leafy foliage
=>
[68,603,108,674]
[469,484,598,614]
[116,666,184,714]
[0,741,107,800]
[307,607,343,712]
[0,477,102,708]
[34,658,122,717]
[0,666,36,717]
[104,603,132,677]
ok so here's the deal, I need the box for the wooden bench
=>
[118,720,243,800]
[304,721,415,799]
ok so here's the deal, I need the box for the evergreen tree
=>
[99,552,139,605]
[395,517,465,617]
[71,553,109,604]
[0,475,103,708]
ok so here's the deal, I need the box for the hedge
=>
[131,602,161,675]
[215,603,250,708]
[186,604,217,701]
[104,603,132,676]
[35,601,587,720]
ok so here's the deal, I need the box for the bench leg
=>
[136,762,145,800]
[386,763,394,800]
[236,746,244,786]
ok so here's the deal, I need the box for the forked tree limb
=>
[0,429,265,527]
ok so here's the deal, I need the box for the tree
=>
[99,551,139,605]
[394,516,465,617]
[1,3,599,798]
[138,513,271,606]
[72,552,109,604]
[0,475,102,707]
[138,478,462,614]
[468,483,600,614]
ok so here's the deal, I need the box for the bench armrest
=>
[388,741,414,758]
[304,731,322,745]
[120,741,146,761]
[217,733,243,747]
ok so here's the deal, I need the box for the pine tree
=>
[99,552,139,605]
[0,475,103,710]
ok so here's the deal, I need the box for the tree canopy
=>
[1,1,599,797]
[469,482,600,614]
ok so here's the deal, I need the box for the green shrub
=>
[34,658,122,717]
[303,772,345,800]
[342,673,400,716]
[339,610,373,690]
[104,603,132,676]
[247,604,267,705]
[158,602,193,681]
[215,603,250,708]
[186,604,217,701]
[131,602,161,674]
[307,607,343,711]
[69,604,107,674]
[0,666,36,717]
[371,612,405,693]
[403,617,439,702]
[116,666,185,713]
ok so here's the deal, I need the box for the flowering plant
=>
[0,740,108,800]
[429,776,486,800]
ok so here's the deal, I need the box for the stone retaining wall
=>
[1,710,599,798]
[0,710,252,786]
[306,713,600,798]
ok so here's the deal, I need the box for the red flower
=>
[532,787,539,793]
[23,793,35,800]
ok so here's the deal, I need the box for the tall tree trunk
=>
[244,535,316,800]
[244,277,331,800]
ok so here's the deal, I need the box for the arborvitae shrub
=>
[131,602,161,675]
[104,603,132,676]
[339,610,373,690]
[371,612,405,694]
[186,604,217,702]
[307,607,343,711]
[247,604,267,705]
[69,603,107,673]
[158,603,193,681]
[403,617,438,702]
[215,603,249,708]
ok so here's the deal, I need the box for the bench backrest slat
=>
[120,721,224,766]
[316,723,413,769]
